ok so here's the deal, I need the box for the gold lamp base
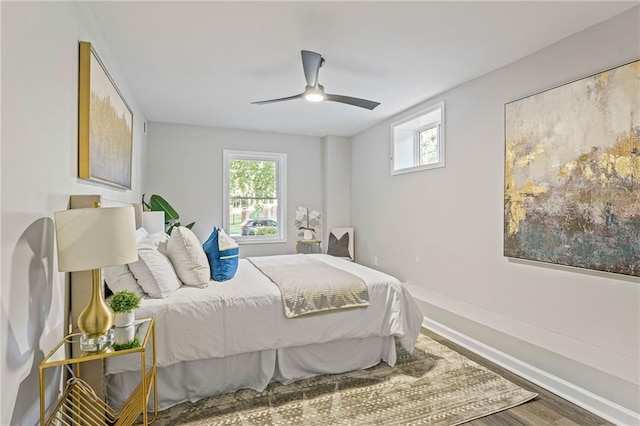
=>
[78,269,115,352]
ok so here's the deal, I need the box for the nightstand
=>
[296,239,322,254]
[39,317,157,426]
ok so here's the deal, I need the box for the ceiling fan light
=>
[252,53,379,109]
[305,93,325,102]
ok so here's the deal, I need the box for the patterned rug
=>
[152,334,537,425]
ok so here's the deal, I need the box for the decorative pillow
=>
[139,232,169,256]
[167,226,210,287]
[128,245,181,298]
[103,264,146,299]
[203,227,239,282]
[327,232,350,258]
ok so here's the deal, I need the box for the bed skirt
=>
[106,335,396,411]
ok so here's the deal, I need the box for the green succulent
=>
[108,290,140,314]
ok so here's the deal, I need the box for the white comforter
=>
[106,254,423,375]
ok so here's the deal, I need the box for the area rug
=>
[153,334,537,425]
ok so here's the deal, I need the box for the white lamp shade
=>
[54,207,138,272]
[142,211,165,234]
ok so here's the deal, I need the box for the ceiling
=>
[88,1,636,138]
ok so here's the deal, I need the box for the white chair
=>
[327,227,354,261]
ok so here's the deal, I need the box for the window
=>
[391,101,445,175]
[223,150,287,243]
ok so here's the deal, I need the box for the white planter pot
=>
[114,325,136,345]
[114,311,134,328]
[303,230,314,240]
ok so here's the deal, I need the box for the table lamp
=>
[54,206,138,351]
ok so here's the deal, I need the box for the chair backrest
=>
[327,227,354,261]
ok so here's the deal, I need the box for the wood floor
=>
[420,328,614,426]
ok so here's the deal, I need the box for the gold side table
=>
[39,317,157,426]
[296,239,322,254]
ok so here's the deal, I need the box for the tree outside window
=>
[223,150,287,243]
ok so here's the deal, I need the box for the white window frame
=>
[390,101,445,175]
[223,149,287,244]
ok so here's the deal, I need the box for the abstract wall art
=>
[78,41,133,189]
[504,61,639,277]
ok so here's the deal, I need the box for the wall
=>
[351,6,639,421]
[145,122,323,257]
[1,3,147,424]
[322,136,351,243]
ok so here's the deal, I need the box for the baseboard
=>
[422,316,640,426]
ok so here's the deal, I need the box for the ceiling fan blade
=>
[301,50,323,87]
[251,93,304,105]
[325,94,380,110]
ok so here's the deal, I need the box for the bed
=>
[103,253,423,411]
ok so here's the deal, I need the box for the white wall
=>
[145,122,323,257]
[351,6,639,418]
[1,3,147,424]
[322,136,351,243]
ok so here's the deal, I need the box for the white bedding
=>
[106,254,423,375]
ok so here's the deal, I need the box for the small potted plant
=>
[109,290,141,328]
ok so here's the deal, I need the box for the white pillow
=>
[167,226,210,287]
[128,245,181,298]
[139,232,169,256]
[136,227,150,242]
[103,265,146,299]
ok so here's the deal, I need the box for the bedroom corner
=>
[1,2,148,424]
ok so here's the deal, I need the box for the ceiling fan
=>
[251,50,380,110]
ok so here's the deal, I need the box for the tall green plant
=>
[142,194,194,234]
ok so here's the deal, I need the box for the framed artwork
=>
[78,41,133,189]
[504,61,639,277]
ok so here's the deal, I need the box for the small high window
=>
[223,150,287,243]
[391,101,445,175]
